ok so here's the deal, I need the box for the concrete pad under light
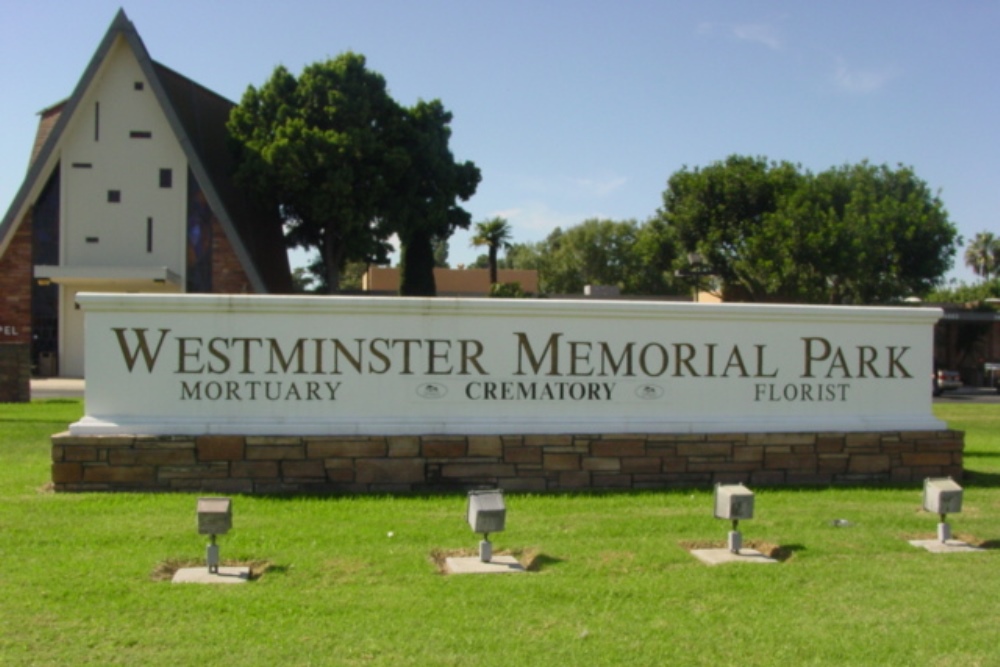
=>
[690,548,778,566]
[445,555,526,574]
[172,566,251,584]
[908,539,985,554]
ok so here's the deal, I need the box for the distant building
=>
[933,304,1000,388]
[0,10,290,400]
[363,267,539,296]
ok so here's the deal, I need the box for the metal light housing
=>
[923,477,963,542]
[714,483,754,554]
[197,497,232,573]
[467,489,505,562]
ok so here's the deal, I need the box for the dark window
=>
[32,168,60,367]
[186,169,213,292]
[107,190,121,203]
[94,102,100,141]
[134,81,144,90]
[71,162,93,169]
[86,236,100,244]
[129,131,152,139]
[147,218,153,253]
[159,168,173,188]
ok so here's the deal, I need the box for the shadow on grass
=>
[972,540,1000,550]
[679,540,804,562]
[957,470,1000,488]
[151,559,277,582]
[428,547,564,573]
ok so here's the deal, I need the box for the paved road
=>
[30,378,85,400]
[934,386,1000,404]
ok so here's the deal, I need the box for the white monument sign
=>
[70,294,945,436]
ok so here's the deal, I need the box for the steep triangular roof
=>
[0,9,290,293]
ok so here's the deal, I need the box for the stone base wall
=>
[51,430,964,493]
[0,345,31,403]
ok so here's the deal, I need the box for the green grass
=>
[1,400,999,665]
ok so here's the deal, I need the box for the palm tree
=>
[471,217,513,284]
[964,232,1000,282]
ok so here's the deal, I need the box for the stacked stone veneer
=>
[51,430,964,493]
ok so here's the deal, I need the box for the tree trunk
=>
[488,247,498,285]
[323,221,343,294]
[399,229,437,296]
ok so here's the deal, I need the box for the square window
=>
[134,81,144,90]
[107,190,121,203]
[159,168,173,188]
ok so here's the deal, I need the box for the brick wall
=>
[0,215,34,345]
[0,215,34,402]
[211,219,253,294]
[51,430,964,493]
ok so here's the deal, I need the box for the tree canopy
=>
[659,155,959,303]
[227,54,478,294]
[964,232,1000,283]
[383,100,480,296]
[471,217,513,285]
[503,218,679,295]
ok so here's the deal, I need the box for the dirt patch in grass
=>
[428,547,550,574]
[900,532,998,548]
[151,558,274,581]
[678,540,796,562]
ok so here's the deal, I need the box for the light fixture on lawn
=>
[467,489,506,563]
[197,497,232,573]
[923,477,963,542]
[714,483,754,554]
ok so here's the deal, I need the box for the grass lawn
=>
[1,400,998,666]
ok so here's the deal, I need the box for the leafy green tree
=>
[489,282,528,298]
[660,155,804,301]
[530,218,677,295]
[965,232,1000,282]
[500,242,543,271]
[228,54,400,292]
[660,155,959,303]
[432,237,450,268]
[630,218,681,294]
[927,278,1000,304]
[229,56,478,296]
[383,100,480,296]
[471,217,513,284]
[291,266,318,293]
[469,254,491,270]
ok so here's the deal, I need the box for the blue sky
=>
[2,1,997,283]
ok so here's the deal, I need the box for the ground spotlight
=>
[923,478,963,543]
[467,489,506,563]
[714,483,755,554]
[197,497,232,573]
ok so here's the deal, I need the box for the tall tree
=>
[531,218,677,295]
[965,232,1000,282]
[471,217,513,284]
[660,156,959,303]
[660,155,804,301]
[228,54,401,293]
[381,100,480,296]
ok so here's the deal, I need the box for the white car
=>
[933,369,962,396]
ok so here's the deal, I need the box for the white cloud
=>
[502,201,583,235]
[833,57,898,94]
[513,172,627,199]
[732,23,782,51]
[571,174,628,197]
[696,21,716,37]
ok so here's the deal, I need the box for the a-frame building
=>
[0,10,291,400]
